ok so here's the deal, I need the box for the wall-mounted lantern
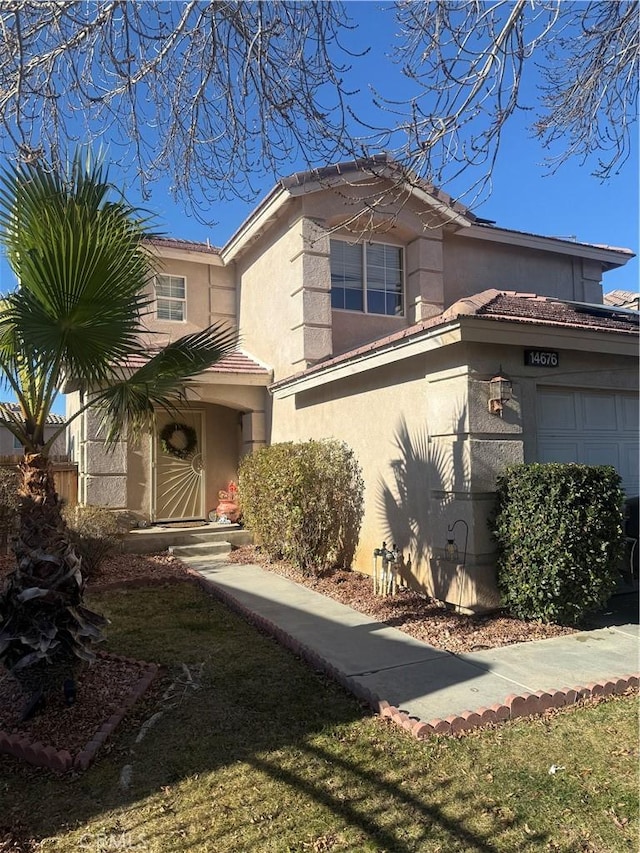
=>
[445,519,468,566]
[488,369,512,417]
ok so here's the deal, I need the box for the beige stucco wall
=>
[235,181,460,375]
[236,204,321,378]
[0,424,67,457]
[270,333,638,612]
[140,255,237,348]
[443,234,604,306]
[270,342,509,611]
[300,185,449,357]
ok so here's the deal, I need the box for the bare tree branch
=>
[0,1,361,219]
[371,0,638,206]
[0,1,636,220]
[534,0,639,178]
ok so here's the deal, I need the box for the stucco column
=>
[82,407,128,508]
[289,218,333,370]
[406,232,444,322]
[241,410,267,457]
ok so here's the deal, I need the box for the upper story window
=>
[155,274,186,321]
[330,239,404,316]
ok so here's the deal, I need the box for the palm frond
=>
[88,324,239,445]
[0,150,160,416]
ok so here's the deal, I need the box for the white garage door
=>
[537,389,639,497]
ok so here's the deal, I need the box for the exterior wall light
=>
[488,369,512,416]
[445,519,468,565]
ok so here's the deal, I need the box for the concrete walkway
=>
[185,559,639,736]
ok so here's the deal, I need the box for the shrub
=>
[239,439,364,574]
[491,463,625,625]
[62,504,121,581]
[0,466,19,552]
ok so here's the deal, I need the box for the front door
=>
[154,410,205,521]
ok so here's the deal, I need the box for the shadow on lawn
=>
[0,582,536,853]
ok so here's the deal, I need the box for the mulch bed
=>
[0,653,158,773]
[0,554,177,774]
[226,546,578,653]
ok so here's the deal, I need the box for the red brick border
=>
[184,568,640,741]
[0,652,158,773]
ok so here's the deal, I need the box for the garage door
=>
[537,389,639,497]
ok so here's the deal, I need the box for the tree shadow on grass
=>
[0,582,538,853]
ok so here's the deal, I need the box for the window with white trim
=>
[155,274,186,321]
[330,239,404,316]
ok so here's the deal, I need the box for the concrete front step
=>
[123,523,252,554]
[169,541,232,559]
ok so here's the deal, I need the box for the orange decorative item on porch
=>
[215,481,240,523]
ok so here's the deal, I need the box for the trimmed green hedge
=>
[491,463,625,625]
[238,439,364,574]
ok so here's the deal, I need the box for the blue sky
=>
[112,1,638,294]
[0,3,637,296]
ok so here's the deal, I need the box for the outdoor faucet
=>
[374,541,399,567]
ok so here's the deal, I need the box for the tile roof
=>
[476,292,640,333]
[279,153,474,220]
[205,350,271,376]
[0,402,66,425]
[146,236,220,254]
[121,350,271,377]
[604,289,640,310]
[270,290,638,391]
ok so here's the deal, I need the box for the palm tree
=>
[0,151,237,709]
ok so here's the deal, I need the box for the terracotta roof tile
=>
[279,154,474,219]
[146,236,220,254]
[207,351,271,375]
[121,350,270,377]
[604,289,640,310]
[477,292,640,332]
[270,290,638,391]
[0,402,66,425]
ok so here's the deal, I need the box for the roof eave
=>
[270,314,638,398]
[463,224,635,268]
[270,320,464,399]
[220,186,292,264]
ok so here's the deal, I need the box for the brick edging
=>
[186,568,640,739]
[0,652,158,773]
[375,676,640,738]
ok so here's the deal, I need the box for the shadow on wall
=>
[375,409,469,601]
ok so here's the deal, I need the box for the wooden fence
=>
[0,455,78,507]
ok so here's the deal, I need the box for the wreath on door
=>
[159,422,198,460]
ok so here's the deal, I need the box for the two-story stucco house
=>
[66,156,639,611]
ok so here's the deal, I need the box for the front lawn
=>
[1,582,637,852]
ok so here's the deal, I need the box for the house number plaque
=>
[524,349,559,367]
